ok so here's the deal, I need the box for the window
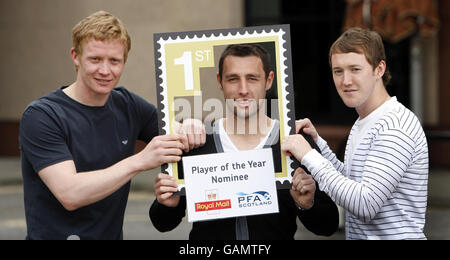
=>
[245,0,410,125]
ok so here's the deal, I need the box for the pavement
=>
[1,157,449,240]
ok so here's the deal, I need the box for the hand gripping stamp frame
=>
[153,25,297,193]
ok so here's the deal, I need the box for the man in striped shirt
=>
[282,28,429,240]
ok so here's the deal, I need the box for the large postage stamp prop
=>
[183,148,278,222]
[154,25,297,193]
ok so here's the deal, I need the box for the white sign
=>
[183,148,279,222]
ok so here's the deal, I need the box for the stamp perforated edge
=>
[153,25,296,192]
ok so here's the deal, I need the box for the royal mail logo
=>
[195,199,232,212]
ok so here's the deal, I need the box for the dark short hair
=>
[218,44,271,80]
[329,27,392,86]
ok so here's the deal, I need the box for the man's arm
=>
[39,134,186,211]
[173,119,206,151]
[290,167,315,209]
[284,127,415,222]
[149,173,186,232]
[296,118,345,174]
[297,185,339,236]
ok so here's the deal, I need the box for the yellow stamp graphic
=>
[154,25,297,193]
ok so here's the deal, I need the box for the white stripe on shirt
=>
[302,98,428,240]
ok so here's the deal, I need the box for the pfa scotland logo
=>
[236,191,273,208]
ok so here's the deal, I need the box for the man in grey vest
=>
[149,44,339,240]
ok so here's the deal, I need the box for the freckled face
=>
[72,39,125,97]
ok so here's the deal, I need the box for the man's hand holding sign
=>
[150,27,339,239]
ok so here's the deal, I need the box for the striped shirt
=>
[302,97,429,240]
